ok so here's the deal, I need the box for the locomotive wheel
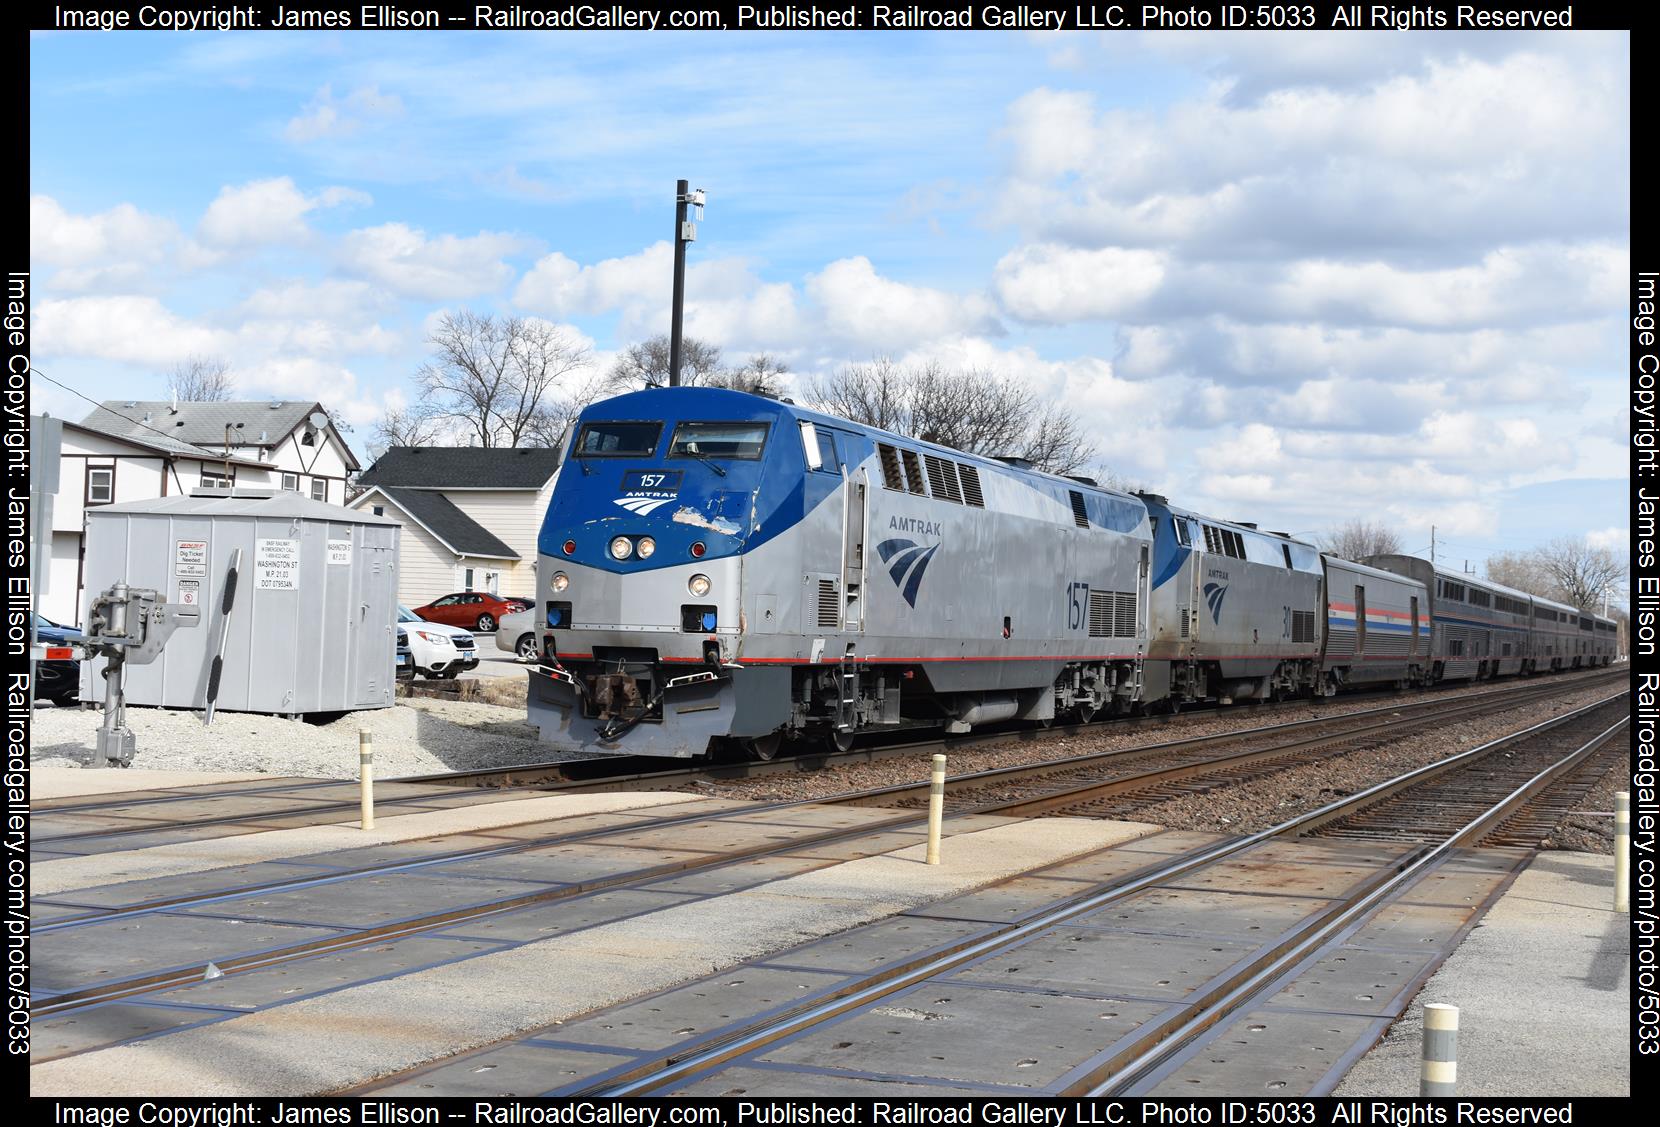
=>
[744,732,784,761]
[826,727,856,753]
[1075,703,1097,724]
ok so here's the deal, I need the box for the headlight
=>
[415,630,452,646]
[688,573,711,597]
[609,536,633,560]
[551,571,569,592]
[636,536,656,559]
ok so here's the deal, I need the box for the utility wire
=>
[31,368,228,453]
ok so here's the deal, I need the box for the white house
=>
[42,400,360,626]
[347,446,562,608]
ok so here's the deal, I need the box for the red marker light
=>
[563,539,576,555]
[690,541,706,558]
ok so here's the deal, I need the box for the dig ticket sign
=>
[254,538,300,590]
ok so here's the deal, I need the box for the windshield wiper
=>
[682,448,727,477]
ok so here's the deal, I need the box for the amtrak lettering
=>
[888,515,942,536]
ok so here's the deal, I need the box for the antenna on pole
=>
[668,180,705,388]
[1430,524,1436,566]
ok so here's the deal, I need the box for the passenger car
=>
[494,607,541,662]
[398,605,480,678]
[411,591,526,633]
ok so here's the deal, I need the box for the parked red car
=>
[412,591,529,632]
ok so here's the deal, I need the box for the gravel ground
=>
[1100,684,1626,839]
[682,669,1621,805]
[28,696,585,778]
[1543,759,1628,854]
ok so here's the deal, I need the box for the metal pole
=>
[1419,1003,1458,1096]
[1615,791,1630,914]
[668,178,689,387]
[926,754,946,865]
[360,729,375,831]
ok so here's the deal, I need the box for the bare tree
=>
[169,355,234,402]
[1484,550,1554,597]
[374,405,445,449]
[390,311,592,448]
[1486,539,1627,611]
[723,354,790,398]
[801,360,1098,476]
[605,334,725,392]
[1533,537,1627,611]
[1319,520,1403,562]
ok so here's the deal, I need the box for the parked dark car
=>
[411,591,523,632]
[32,614,82,706]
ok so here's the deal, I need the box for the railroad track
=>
[39,668,1620,832]
[33,677,1621,1023]
[560,692,1627,1096]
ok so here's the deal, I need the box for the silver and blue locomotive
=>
[528,388,1617,758]
[530,387,1152,758]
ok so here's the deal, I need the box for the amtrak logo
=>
[614,496,675,516]
[1202,581,1228,624]
[877,538,941,608]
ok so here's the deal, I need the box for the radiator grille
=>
[877,444,905,491]
[958,464,984,508]
[1115,592,1137,637]
[1069,490,1089,528]
[1292,609,1317,644]
[1180,608,1190,638]
[817,579,840,628]
[1088,590,1112,637]
[924,454,962,503]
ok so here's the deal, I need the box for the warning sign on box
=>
[254,538,300,590]
[177,578,201,607]
[175,540,208,577]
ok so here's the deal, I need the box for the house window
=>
[372,505,384,516]
[86,465,114,505]
[281,473,299,491]
[201,468,233,490]
[311,478,327,502]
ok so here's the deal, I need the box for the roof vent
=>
[122,401,138,409]
[1066,475,1098,487]
[993,455,1034,469]
[1235,522,1258,529]
[141,412,153,425]
[270,401,284,410]
[1135,492,1168,506]
[258,430,268,443]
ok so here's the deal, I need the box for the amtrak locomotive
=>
[528,387,1617,759]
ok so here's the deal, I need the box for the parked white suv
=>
[398,605,480,678]
[494,607,542,662]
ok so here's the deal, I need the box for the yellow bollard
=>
[1615,791,1629,914]
[926,754,946,865]
[359,729,375,831]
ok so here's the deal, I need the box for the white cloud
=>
[197,177,370,251]
[339,223,527,300]
[805,256,1001,352]
[30,195,183,291]
[514,242,668,317]
[284,84,405,143]
[994,244,1167,323]
[35,296,231,367]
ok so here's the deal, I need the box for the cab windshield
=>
[573,420,662,458]
[668,421,769,460]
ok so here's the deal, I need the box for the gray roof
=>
[63,418,266,465]
[357,446,563,490]
[370,486,519,559]
[88,490,400,524]
[82,399,357,468]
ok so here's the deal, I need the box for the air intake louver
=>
[958,464,984,508]
[817,579,840,629]
[1069,491,1089,528]
[1114,592,1137,637]
[1088,590,1112,637]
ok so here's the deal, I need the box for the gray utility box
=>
[81,492,402,715]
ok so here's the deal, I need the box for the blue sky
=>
[29,29,1630,579]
